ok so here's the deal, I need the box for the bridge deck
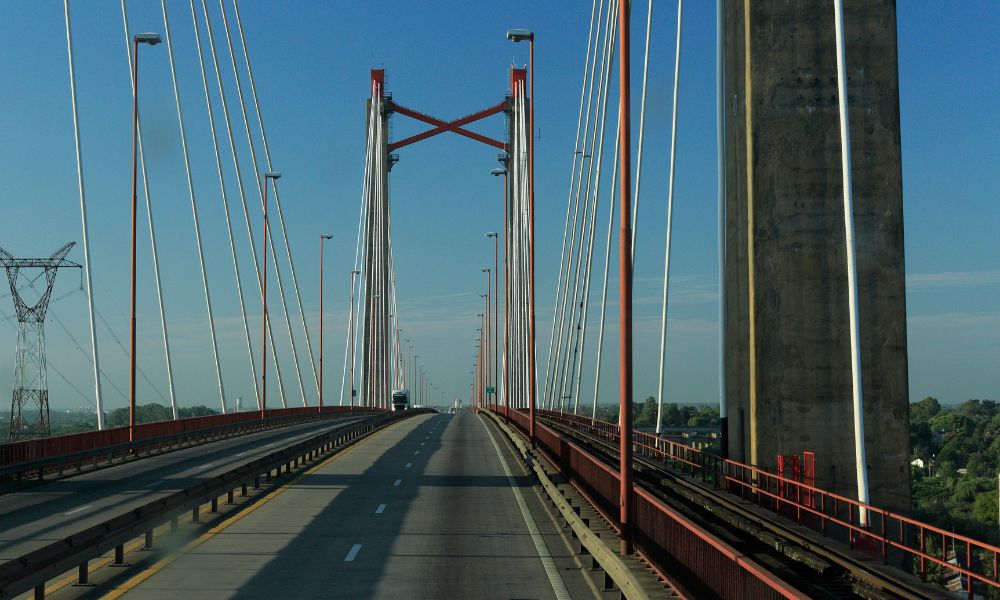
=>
[0,416,368,560]
[106,412,593,599]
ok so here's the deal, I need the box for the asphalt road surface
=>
[106,412,595,599]
[0,414,370,560]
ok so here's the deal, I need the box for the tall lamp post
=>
[490,167,508,419]
[485,234,498,411]
[507,28,536,443]
[260,171,281,420]
[347,269,361,408]
[481,268,492,408]
[319,234,333,412]
[129,32,161,443]
[615,0,634,556]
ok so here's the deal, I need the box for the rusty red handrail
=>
[1,406,374,468]
[518,406,1000,597]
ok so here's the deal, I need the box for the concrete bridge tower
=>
[722,1,911,510]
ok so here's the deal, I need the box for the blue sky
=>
[0,1,996,414]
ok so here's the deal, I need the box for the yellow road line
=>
[101,419,406,599]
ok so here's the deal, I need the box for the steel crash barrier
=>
[0,408,432,600]
[490,406,806,599]
[0,406,380,483]
[500,406,1000,599]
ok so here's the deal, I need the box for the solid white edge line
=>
[480,418,572,600]
[64,505,93,515]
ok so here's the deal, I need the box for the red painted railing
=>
[519,407,1000,598]
[1,406,372,467]
[493,405,807,599]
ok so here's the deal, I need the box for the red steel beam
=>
[388,101,507,151]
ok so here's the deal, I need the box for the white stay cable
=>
[571,8,618,413]
[655,0,683,435]
[161,0,227,413]
[217,0,306,406]
[121,0,178,417]
[230,0,320,400]
[189,0,259,410]
[199,0,287,406]
[592,117,621,419]
[63,0,104,427]
[340,101,375,406]
[544,0,604,411]
[563,0,617,413]
[631,0,654,257]
[339,96,377,405]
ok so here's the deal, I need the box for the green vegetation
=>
[1,404,221,437]
[106,403,219,428]
[909,397,999,543]
[591,399,721,429]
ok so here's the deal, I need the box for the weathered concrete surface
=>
[723,0,911,511]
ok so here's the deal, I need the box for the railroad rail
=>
[531,408,1000,599]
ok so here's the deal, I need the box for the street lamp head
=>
[485,231,498,238]
[490,168,506,177]
[264,171,282,180]
[351,270,361,275]
[481,267,490,273]
[321,234,333,240]
[135,33,162,45]
[506,29,534,42]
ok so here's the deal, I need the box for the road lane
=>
[108,412,594,599]
[0,413,372,560]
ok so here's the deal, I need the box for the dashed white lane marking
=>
[420,442,425,446]
[393,479,402,486]
[235,451,247,457]
[414,450,420,455]
[481,419,572,600]
[198,463,214,470]
[405,462,412,469]
[375,504,386,514]
[64,505,92,516]
[344,544,363,562]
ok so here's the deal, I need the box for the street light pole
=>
[616,0,634,556]
[319,235,333,412]
[129,32,161,443]
[260,171,281,420]
[480,266,491,407]
[347,269,360,408]
[490,165,508,418]
[487,234,498,412]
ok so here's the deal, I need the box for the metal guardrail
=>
[521,406,1000,599]
[0,408,432,600]
[0,408,378,483]
[493,406,805,599]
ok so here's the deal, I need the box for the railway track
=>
[540,417,950,600]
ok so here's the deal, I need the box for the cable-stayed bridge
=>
[0,1,994,599]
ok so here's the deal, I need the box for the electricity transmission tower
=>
[0,242,80,441]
